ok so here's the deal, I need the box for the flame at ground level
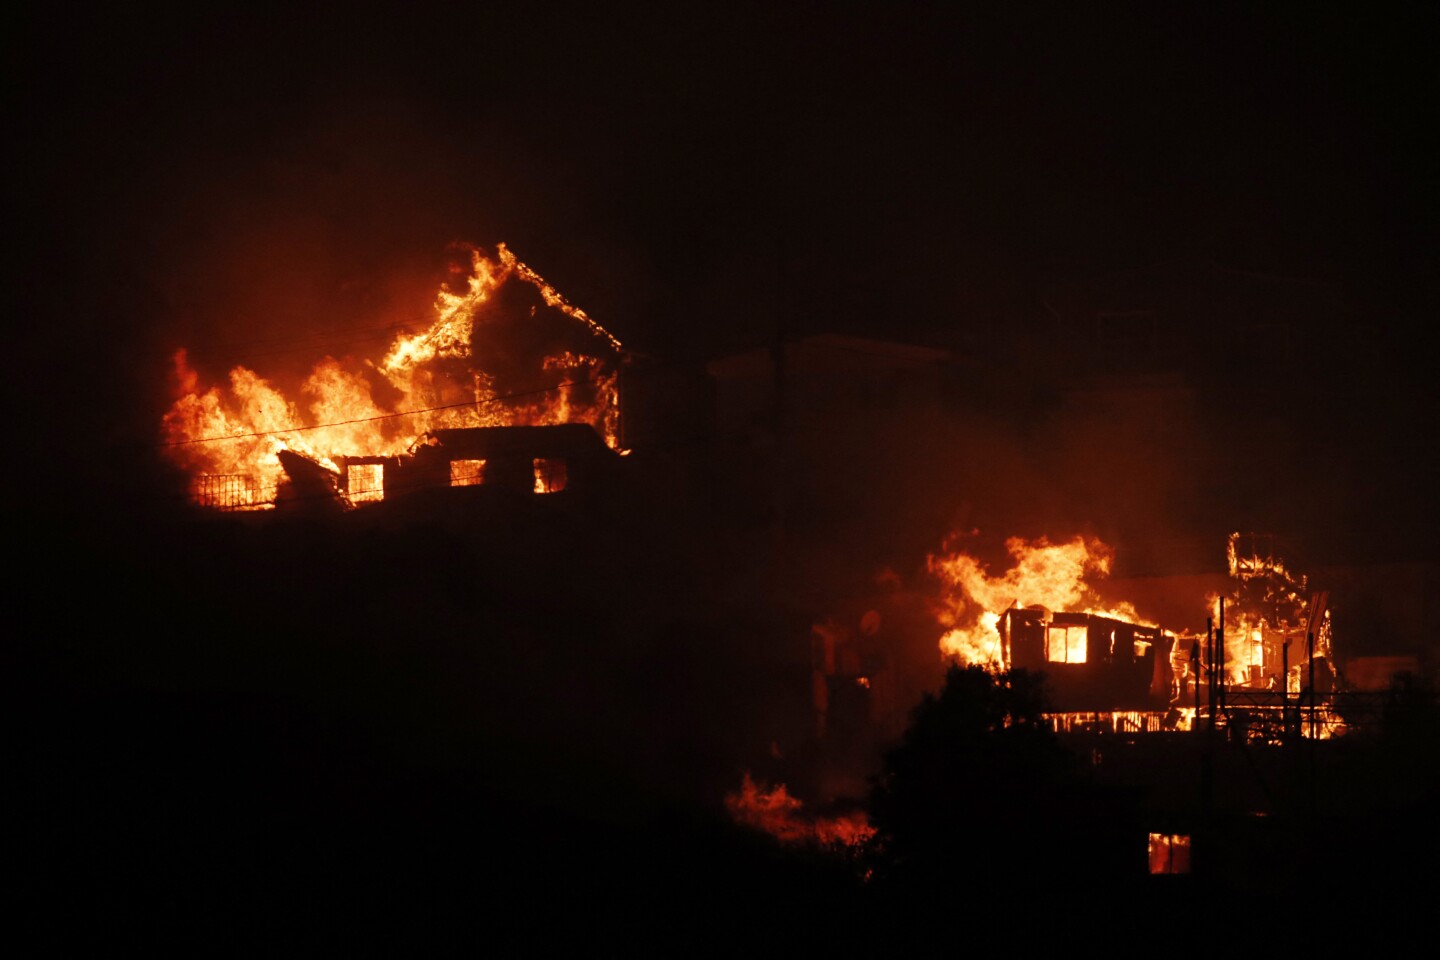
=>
[725,773,875,849]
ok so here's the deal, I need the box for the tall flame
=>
[927,535,1143,668]
[1213,532,1330,687]
[162,244,623,508]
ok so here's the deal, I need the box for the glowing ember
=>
[162,244,623,509]
[725,773,875,848]
[927,535,1144,668]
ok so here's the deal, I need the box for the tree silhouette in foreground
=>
[867,664,1139,907]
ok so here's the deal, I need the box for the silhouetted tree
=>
[867,664,1139,910]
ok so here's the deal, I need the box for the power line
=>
[153,335,989,515]
[162,378,610,447]
[163,332,969,450]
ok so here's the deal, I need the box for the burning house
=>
[163,244,625,512]
[1174,533,1335,696]
[1002,608,1173,713]
[921,531,1350,738]
[742,528,1420,883]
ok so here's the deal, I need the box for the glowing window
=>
[533,458,567,494]
[1148,833,1191,875]
[1046,625,1088,663]
[196,474,265,510]
[347,463,384,503]
[450,459,487,487]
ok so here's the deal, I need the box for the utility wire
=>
[162,333,965,449]
[162,378,610,447]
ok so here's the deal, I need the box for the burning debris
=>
[1162,533,1344,742]
[1216,532,1333,692]
[163,244,623,510]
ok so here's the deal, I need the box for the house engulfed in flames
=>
[920,533,1186,731]
[1001,608,1173,714]
[163,244,624,512]
[760,531,1365,875]
[810,532,1344,749]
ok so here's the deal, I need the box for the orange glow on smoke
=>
[162,244,622,509]
[725,773,875,848]
[927,535,1144,668]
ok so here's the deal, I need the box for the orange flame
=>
[724,773,875,848]
[162,244,623,508]
[1210,533,1331,686]
[927,535,1145,668]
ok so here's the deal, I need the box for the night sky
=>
[8,1,1428,607]
[14,2,1436,560]
[14,3,1436,376]
[9,1,1437,585]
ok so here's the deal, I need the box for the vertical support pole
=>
[1308,630,1316,741]
[1282,637,1289,695]
[1192,636,1201,723]
[1307,629,1318,821]
[1218,596,1226,716]
[1206,617,1215,732]
[1202,620,1214,824]
[1282,637,1291,742]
